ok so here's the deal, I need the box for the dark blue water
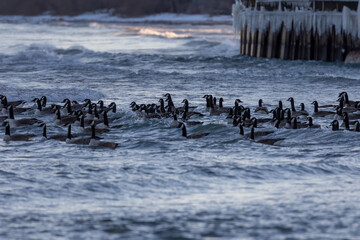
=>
[0,13,360,239]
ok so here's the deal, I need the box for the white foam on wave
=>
[0,12,232,25]
[1,86,105,103]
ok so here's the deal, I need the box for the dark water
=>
[0,13,360,239]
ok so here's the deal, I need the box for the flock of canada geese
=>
[1,91,359,149]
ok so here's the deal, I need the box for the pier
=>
[232,0,360,61]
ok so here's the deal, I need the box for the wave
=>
[0,12,232,25]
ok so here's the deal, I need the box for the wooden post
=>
[320,30,328,61]
[334,31,343,61]
[241,25,247,55]
[330,25,336,61]
[250,30,258,57]
[280,23,289,60]
[314,30,320,60]
[289,23,296,60]
[298,26,305,60]
[266,25,273,58]
[256,31,265,58]
[245,26,251,55]
[305,28,312,60]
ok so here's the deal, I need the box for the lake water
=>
[0,12,360,240]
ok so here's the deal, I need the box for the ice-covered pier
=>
[232,0,360,61]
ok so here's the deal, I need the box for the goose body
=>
[180,123,209,139]
[3,123,35,142]
[312,101,334,117]
[250,126,284,146]
[66,124,91,145]
[254,99,269,114]
[6,106,41,127]
[88,122,118,149]
[41,124,68,141]
[292,103,309,118]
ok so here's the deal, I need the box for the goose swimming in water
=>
[181,111,203,126]
[0,96,25,108]
[35,98,54,115]
[164,93,176,113]
[6,106,42,127]
[292,103,309,118]
[307,117,321,129]
[254,99,269,114]
[218,98,232,112]
[54,109,77,126]
[312,101,334,117]
[169,114,182,128]
[338,92,357,107]
[77,115,110,135]
[3,123,36,142]
[245,124,274,138]
[180,123,209,139]
[66,124,92,145]
[249,126,284,146]
[41,123,69,141]
[89,122,118,149]
[287,97,297,112]
[331,120,343,131]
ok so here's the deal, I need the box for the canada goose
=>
[66,124,91,145]
[233,99,242,115]
[181,111,203,126]
[178,99,197,113]
[239,124,244,136]
[6,106,42,127]
[331,120,343,131]
[0,96,25,108]
[35,99,54,115]
[312,101,334,117]
[218,98,232,112]
[245,124,274,138]
[338,92,357,107]
[136,104,161,119]
[157,99,166,114]
[307,117,321,128]
[289,117,307,129]
[203,95,211,112]
[180,123,209,139]
[40,96,47,107]
[226,108,234,124]
[97,111,123,129]
[2,105,29,115]
[170,114,182,128]
[181,99,203,117]
[164,93,176,113]
[353,121,360,132]
[254,99,269,114]
[89,122,118,149]
[249,126,284,146]
[130,102,141,112]
[54,109,77,125]
[341,112,358,130]
[62,100,74,115]
[292,103,309,118]
[77,115,110,134]
[40,123,68,141]
[287,97,296,112]
[3,123,35,142]
[337,98,357,113]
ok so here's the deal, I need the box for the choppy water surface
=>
[1,13,360,239]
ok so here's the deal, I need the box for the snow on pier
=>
[232,0,360,61]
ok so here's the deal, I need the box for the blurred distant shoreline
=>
[0,0,234,16]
